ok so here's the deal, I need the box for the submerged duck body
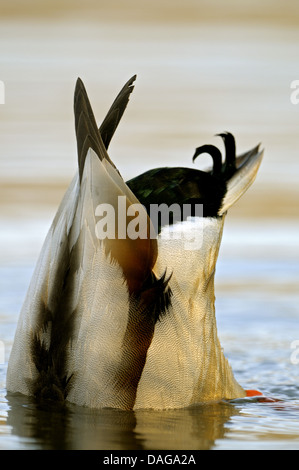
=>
[6,76,263,410]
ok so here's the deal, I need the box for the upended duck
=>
[6,76,263,410]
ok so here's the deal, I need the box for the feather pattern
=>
[7,76,263,410]
[7,76,173,409]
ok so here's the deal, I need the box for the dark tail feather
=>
[99,75,136,149]
[74,78,106,180]
[192,144,223,177]
[74,76,136,181]
[216,132,236,179]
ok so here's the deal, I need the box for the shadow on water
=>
[5,391,240,450]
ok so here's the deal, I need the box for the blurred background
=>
[1,0,299,224]
[0,0,299,450]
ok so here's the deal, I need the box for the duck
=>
[6,75,263,410]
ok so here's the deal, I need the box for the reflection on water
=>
[1,0,299,451]
[5,388,298,451]
[2,383,299,450]
[3,393,238,450]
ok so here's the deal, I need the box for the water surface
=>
[1,2,299,450]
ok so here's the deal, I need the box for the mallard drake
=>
[7,76,263,409]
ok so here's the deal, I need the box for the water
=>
[1,217,299,450]
[1,1,299,450]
